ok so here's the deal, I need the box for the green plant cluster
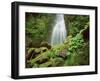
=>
[67,34,84,56]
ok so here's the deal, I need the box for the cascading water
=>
[51,14,67,46]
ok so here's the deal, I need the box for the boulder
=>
[40,41,51,49]
[59,49,67,58]
[40,47,48,52]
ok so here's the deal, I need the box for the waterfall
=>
[51,14,67,46]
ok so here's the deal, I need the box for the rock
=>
[27,48,35,54]
[34,48,41,54]
[40,47,48,52]
[26,47,49,61]
[26,48,41,61]
[40,41,51,49]
[30,48,41,59]
[59,49,67,58]
[26,48,35,60]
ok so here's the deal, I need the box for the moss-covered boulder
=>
[40,47,48,52]
[59,49,67,58]
[34,48,41,54]
[26,48,35,60]
[40,41,51,49]
[26,48,41,61]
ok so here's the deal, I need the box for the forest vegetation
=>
[25,13,89,68]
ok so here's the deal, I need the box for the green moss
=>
[34,48,41,53]
[40,47,48,52]
[27,48,35,54]
[28,51,49,65]
[39,60,52,67]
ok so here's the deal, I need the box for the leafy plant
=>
[67,34,84,55]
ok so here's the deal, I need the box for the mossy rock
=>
[27,48,35,54]
[28,50,49,65]
[40,47,48,52]
[26,48,35,60]
[39,60,52,67]
[37,57,49,64]
[40,41,51,49]
[59,49,67,58]
[52,57,65,66]
[32,63,39,68]
[34,48,41,54]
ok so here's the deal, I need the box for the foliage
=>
[64,42,89,66]
[67,34,84,56]
[25,13,89,68]
[64,15,89,36]
[27,27,88,67]
[26,13,56,47]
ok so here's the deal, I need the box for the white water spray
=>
[51,14,67,46]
